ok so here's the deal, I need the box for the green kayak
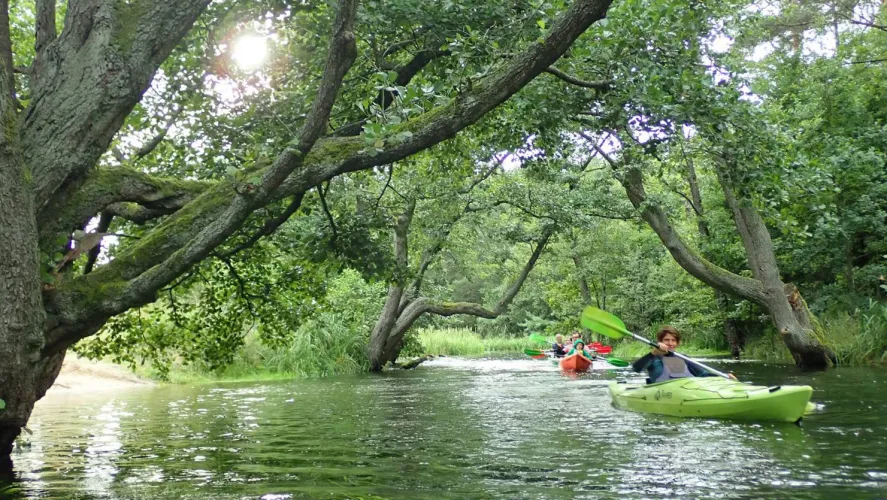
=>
[608,377,814,423]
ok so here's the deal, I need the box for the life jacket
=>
[653,355,694,383]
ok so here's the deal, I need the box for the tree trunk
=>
[684,157,745,357]
[718,291,745,357]
[716,169,834,367]
[572,254,593,304]
[368,202,414,371]
[370,224,554,370]
[616,160,833,367]
[0,54,50,475]
[368,285,405,371]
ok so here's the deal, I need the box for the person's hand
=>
[727,372,738,380]
[652,342,670,356]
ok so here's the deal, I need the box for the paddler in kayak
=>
[552,334,568,358]
[567,340,596,360]
[632,326,737,383]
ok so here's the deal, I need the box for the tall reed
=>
[417,328,534,356]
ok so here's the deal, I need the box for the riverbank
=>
[48,354,152,394]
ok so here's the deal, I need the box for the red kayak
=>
[560,353,593,372]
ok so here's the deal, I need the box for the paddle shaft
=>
[525,349,627,367]
[624,331,732,379]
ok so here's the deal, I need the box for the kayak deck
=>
[551,358,617,370]
[609,378,813,423]
[560,353,592,372]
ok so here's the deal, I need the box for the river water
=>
[3,357,887,499]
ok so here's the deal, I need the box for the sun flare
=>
[232,34,269,71]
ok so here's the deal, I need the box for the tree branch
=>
[45,0,614,352]
[850,18,887,33]
[544,66,611,90]
[620,164,766,304]
[383,225,554,353]
[35,0,57,55]
[44,0,360,354]
[104,202,176,224]
[220,193,305,259]
[131,109,182,161]
[38,167,211,248]
[333,49,451,136]
[374,164,394,210]
[27,0,212,212]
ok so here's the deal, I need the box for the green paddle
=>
[523,348,630,367]
[580,306,732,379]
[529,333,550,345]
[0,398,4,410]
[524,348,548,359]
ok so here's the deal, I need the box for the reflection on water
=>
[5,357,887,499]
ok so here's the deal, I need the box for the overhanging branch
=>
[383,225,554,353]
[46,0,614,353]
[38,167,211,248]
[544,66,611,90]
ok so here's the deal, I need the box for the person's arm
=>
[688,362,737,379]
[632,353,655,373]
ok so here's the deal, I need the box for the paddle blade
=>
[524,349,545,357]
[601,356,629,368]
[580,307,630,340]
[529,333,550,345]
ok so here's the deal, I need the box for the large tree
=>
[0,0,614,471]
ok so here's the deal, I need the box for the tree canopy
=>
[3,0,887,471]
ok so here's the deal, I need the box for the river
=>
[3,357,886,499]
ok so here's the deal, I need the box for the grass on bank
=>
[416,328,535,356]
[744,300,887,365]
[134,301,887,384]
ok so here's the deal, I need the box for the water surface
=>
[5,357,887,499]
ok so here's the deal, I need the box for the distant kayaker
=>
[566,331,582,350]
[552,334,568,358]
[632,326,737,384]
[567,340,595,360]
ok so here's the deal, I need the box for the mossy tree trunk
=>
[367,208,554,371]
[683,157,746,357]
[616,162,834,368]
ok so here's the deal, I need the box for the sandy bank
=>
[47,354,154,394]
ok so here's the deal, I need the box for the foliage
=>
[72,0,887,373]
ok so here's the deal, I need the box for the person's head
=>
[656,326,681,350]
[573,340,585,351]
[571,331,581,341]
[555,334,564,343]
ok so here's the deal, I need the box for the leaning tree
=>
[0,0,615,470]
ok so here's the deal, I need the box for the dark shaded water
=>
[3,357,887,499]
